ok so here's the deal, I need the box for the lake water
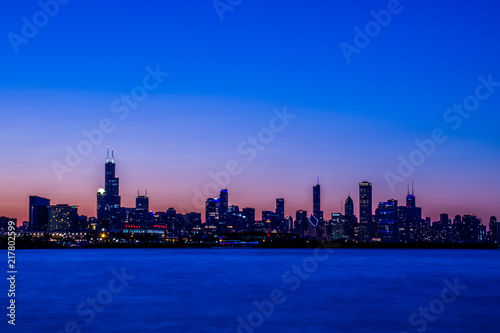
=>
[4,248,499,332]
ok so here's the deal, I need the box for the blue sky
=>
[1,0,499,221]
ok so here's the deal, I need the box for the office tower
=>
[359,181,373,241]
[313,179,323,220]
[135,192,150,227]
[48,204,78,231]
[29,196,50,231]
[205,198,219,225]
[330,213,344,240]
[344,196,356,240]
[97,148,121,222]
[489,216,499,244]
[295,210,308,237]
[345,196,354,218]
[276,198,285,226]
[242,208,256,224]
[375,199,398,242]
[219,189,228,222]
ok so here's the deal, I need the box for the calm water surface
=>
[4,248,499,332]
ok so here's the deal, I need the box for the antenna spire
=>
[412,179,414,195]
[317,176,320,185]
[111,149,115,163]
[106,147,110,163]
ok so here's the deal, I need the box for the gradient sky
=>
[1,0,500,224]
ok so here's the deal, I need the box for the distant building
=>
[205,198,219,225]
[375,200,398,242]
[489,216,499,244]
[276,198,285,227]
[29,196,50,231]
[219,189,228,222]
[359,181,373,241]
[313,180,323,221]
[97,148,121,223]
[48,204,78,231]
[344,196,356,240]
[135,192,150,227]
[0,217,17,234]
[242,208,256,225]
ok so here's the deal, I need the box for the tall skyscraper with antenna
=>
[97,148,121,222]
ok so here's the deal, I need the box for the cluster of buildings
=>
[2,150,499,245]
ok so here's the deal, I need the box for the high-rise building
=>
[276,198,285,226]
[242,208,256,224]
[489,216,499,244]
[359,181,373,241]
[313,179,323,220]
[48,204,78,231]
[343,196,356,240]
[295,210,308,237]
[375,199,398,242]
[97,149,121,222]
[345,196,354,218]
[135,192,150,227]
[219,189,228,222]
[29,196,50,231]
[205,198,219,225]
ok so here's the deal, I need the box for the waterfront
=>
[5,249,499,332]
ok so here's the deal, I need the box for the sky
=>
[1,0,499,223]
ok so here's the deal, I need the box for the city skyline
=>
[2,149,497,225]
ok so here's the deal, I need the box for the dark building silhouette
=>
[29,195,50,231]
[295,210,308,237]
[135,192,150,227]
[313,179,323,220]
[489,216,499,244]
[97,149,121,223]
[344,196,356,240]
[219,189,228,222]
[0,217,17,234]
[276,198,285,227]
[359,181,373,241]
[375,199,398,242]
[242,208,256,225]
[205,198,219,225]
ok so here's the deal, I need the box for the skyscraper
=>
[135,192,150,227]
[205,198,219,225]
[344,196,354,218]
[359,181,373,241]
[97,148,121,222]
[29,196,50,231]
[344,195,355,240]
[219,189,228,223]
[313,179,323,220]
[489,216,499,244]
[276,198,285,226]
[375,199,398,242]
